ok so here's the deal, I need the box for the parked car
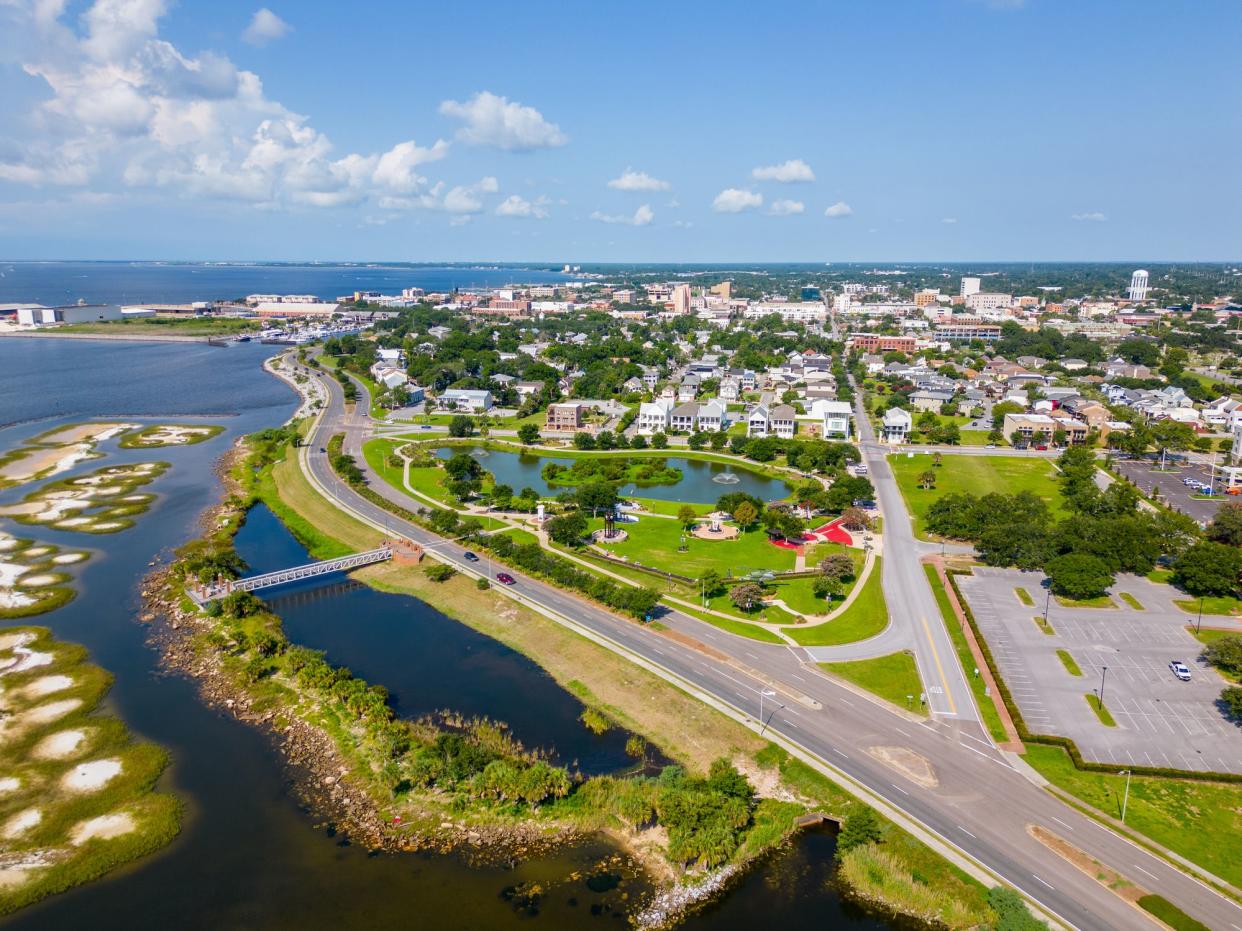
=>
[463,551,479,562]
[496,572,516,585]
[1169,661,1192,682]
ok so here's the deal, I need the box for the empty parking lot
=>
[958,567,1242,774]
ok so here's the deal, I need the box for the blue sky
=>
[0,0,1238,262]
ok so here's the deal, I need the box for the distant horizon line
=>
[2,258,1239,267]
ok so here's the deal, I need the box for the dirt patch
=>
[31,729,89,760]
[866,746,939,789]
[69,812,136,845]
[1,809,42,840]
[22,675,74,698]
[60,758,122,792]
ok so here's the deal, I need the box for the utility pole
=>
[1044,586,1052,625]
[1197,595,1204,634]
[1098,664,1108,709]
[1120,769,1132,823]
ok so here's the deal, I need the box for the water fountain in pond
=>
[713,470,741,485]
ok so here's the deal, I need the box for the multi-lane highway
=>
[296,361,1242,931]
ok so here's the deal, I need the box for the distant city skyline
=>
[1,0,1239,262]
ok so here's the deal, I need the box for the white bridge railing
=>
[193,546,395,603]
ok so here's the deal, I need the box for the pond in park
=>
[434,447,794,505]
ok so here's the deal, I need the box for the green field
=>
[1175,595,1242,617]
[587,516,797,576]
[787,558,888,646]
[673,603,787,643]
[820,651,925,714]
[55,316,259,336]
[1022,744,1242,888]
[888,453,1065,538]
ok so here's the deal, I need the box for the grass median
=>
[819,651,926,715]
[787,558,887,646]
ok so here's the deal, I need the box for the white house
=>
[438,388,493,412]
[637,399,674,434]
[697,400,728,433]
[817,400,853,439]
[670,401,700,433]
[747,404,771,437]
[770,404,797,439]
[882,408,913,443]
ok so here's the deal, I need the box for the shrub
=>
[424,562,456,582]
[836,805,882,855]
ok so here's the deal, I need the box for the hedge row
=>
[945,569,1242,785]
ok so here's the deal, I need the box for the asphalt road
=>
[296,363,1242,931]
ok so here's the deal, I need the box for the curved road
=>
[297,362,1241,931]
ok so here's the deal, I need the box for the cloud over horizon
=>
[607,168,670,192]
[751,159,815,183]
[439,91,567,151]
[713,188,763,213]
[242,8,290,47]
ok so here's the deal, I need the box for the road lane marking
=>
[1134,865,1158,881]
[838,698,854,707]
[895,727,911,738]
[919,614,957,715]
[1032,875,1055,890]
[1050,816,1074,832]
[830,747,848,758]
[890,783,909,795]
[958,827,976,839]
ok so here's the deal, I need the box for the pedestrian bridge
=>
[190,539,422,605]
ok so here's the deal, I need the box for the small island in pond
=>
[542,457,682,488]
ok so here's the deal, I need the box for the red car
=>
[496,572,516,585]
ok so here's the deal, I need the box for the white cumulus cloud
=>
[0,0,462,215]
[824,201,853,218]
[607,168,670,192]
[590,204,654,227]
[438,91,567,151]
[751,159,815,183]
[768,199,804,216]
[495,194,549,219]
[1071,211,1107,222]
[712,188,762,213]
[941,217,958,224]
[242,8,290,47]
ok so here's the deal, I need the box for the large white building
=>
[1128,269,1150,302]
[965,292,1012,313]
[960,277,981,298]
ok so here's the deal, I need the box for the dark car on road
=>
[496,572,516,585]
[463,551,479,562]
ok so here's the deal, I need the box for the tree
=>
[813,575,843,599]
[728,582,766,612]
[1203,634,1242,678]
[573,431,596,450]
[517,423,540,445]
[576,482,619,516]
[840,506,872,531]
[687,431,708,450]
[1044,553,1115,600]
[1172,542,1242,597]
[547,512,588,546]
[819,553,856,581]
[677,504,698,530]
[424,562,456,582]
[699,570,723,599]
[732,501,759,529]
[918,469,937,490]
[651,432,668,449]
[448,415,475,437]
[1222,686,1242,721]
[630,434,648,450]
[836,806,882,855]
[1207,501,1242,547]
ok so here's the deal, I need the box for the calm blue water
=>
[435,447,794,504]
[0,261,580,306]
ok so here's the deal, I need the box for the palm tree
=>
[918,470,937,490]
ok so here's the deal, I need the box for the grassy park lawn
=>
[673,603,786,643]
[1021,743,1242,888]
[787,558,888,646]
[889,453,1065,538]
[1056,594,1116,609]
[587,516,796,576]
[922,565,1009,743]
[1175,595,1242,617]
[819,652,925,715]
[56,316,259,336]
[704,591,800,626]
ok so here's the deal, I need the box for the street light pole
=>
[1098,664,1108,709]
[1197,595,1204,634]
[1044,586,1052,624]
[758,688,776,734]
[1120,770,1132,823]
